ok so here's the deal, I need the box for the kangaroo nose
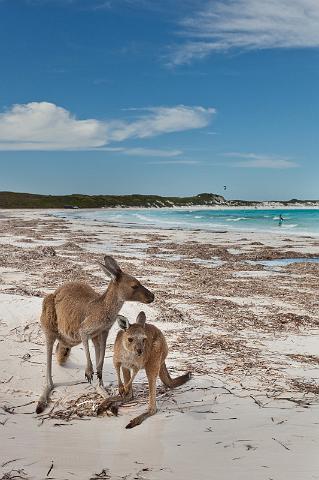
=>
[137,349,143,356]
[148,292,155,303]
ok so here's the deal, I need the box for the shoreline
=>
[48,207,319,238]
[2,204,319,211]
[3,206,319,238]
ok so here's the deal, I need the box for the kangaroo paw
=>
[97,371,104,387]
[36,400,46,414]
[119,384,125,396]
[126,414,145,429]
[97,399,119,416]
[85,371,94,384]
[126,417,141,429]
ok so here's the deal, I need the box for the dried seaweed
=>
[291,379,319,395]
[0,469,29,480]
[287,354,319,365]
[1,211,319,403]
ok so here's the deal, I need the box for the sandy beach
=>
[1,209,319,480]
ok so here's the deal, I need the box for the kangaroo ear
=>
[117,315,130,330]
[98,256,121,280]
[136,311,146,327]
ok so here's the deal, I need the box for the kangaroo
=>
[112,311,191,428]
[36,256,154,414]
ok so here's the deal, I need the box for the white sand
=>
[0,209,319,480]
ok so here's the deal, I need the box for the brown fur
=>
[55,342,71,365]
[112,312,191,428]
[36,256,154,414]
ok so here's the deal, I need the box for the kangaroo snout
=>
[145,289,155,303]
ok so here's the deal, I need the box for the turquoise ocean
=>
[54,208,319,236]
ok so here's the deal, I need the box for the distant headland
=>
[0,191,318,209]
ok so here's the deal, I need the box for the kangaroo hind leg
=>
[36,333,56,414]
[96,330,108,387]
[126,359,161,429]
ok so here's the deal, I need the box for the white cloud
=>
[223,152,299,168]
[170,0,319,64]
[147,159,200,165]
[108,106,215,141]
[121,147,182,157]
[0,102,215,150]
[99,147,182,157]
[235,159,299,169]
[0,102,106,150]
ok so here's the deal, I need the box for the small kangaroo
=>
[112,311,191,428]
[36,256,154,414]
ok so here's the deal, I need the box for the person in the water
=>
[279,214,284,226]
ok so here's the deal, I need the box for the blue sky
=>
[0,0,318,200]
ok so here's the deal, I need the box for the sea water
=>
[54,208,319,236]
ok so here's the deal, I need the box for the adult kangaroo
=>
[36,255,154,414]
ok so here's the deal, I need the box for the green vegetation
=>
[0,191,317,209]
[0,191,227,208]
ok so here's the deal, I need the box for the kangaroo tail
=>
[159,362,191,388]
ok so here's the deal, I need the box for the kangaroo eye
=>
[131,285,139,290]
[128,338,133,343]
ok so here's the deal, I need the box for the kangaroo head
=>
[99,256,154,304]
[117,312,147,356]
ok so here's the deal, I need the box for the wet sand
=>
[0,209,319,480]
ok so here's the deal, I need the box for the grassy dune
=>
[0,191,317,209]
[0,191,227,208]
